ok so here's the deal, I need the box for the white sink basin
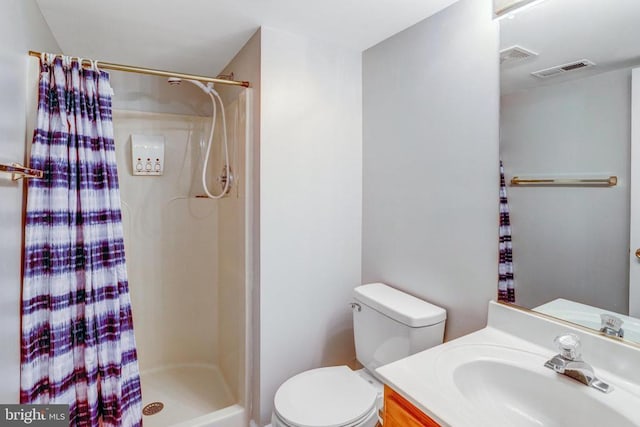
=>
[435,344,639,427]
[377,304,640,427]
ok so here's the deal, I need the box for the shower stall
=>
[113,80,252,427]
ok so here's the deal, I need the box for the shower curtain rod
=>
[28,50,251,88]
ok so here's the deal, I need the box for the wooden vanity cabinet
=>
[383,385,441,427]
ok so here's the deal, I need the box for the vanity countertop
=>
[376,301,640,427]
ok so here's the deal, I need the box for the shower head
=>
[165,75,229,199]
[167,77,215,94]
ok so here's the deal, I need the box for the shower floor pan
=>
[140,364,238,427]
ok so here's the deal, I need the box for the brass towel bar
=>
[0,162,44,181]
[510,176,618,187]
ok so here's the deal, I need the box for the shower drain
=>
[142,402,164,416]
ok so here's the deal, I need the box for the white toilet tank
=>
[353,283,446,377]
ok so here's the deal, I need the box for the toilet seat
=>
[273,366,378,427]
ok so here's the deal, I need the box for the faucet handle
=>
[600,314,624,337]
[554,334,582,360]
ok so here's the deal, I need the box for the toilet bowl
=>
[271,366,381,427]
[271,283,446,427]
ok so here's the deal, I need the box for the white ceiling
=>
[37,1,640,97]
[36,0,460,77]
[500,0,640,94]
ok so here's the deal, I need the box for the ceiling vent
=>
[500,45,538,65]
[531,59,596,78]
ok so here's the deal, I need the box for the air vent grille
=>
[500,45,538,65]
[532,59,595,79]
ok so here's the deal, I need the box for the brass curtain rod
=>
[511,176,618,187]
[28,50,250,88]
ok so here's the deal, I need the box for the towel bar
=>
[510,176,617,187]
[0,162,44,181]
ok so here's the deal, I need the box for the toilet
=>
[271,282,446,427]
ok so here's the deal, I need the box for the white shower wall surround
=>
[113,107,247,427]
[115,110,220,369]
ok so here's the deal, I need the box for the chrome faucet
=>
[600,313,624,338]
[544,334,613,393]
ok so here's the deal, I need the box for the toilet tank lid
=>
[353,283,446,327]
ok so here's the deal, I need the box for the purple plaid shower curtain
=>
[21,55,142,427]
[498,160,515,303]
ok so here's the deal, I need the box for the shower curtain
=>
[498,160,515,303]
[21,55,142,427]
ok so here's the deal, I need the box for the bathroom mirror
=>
[499,0,640,343]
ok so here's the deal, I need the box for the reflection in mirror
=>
[499,0,640,343]
[533,298,640,342]
[494,0,547,18]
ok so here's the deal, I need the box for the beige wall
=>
[362,0,500,341]
[0,0,60,403]
[258,26,363,425]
